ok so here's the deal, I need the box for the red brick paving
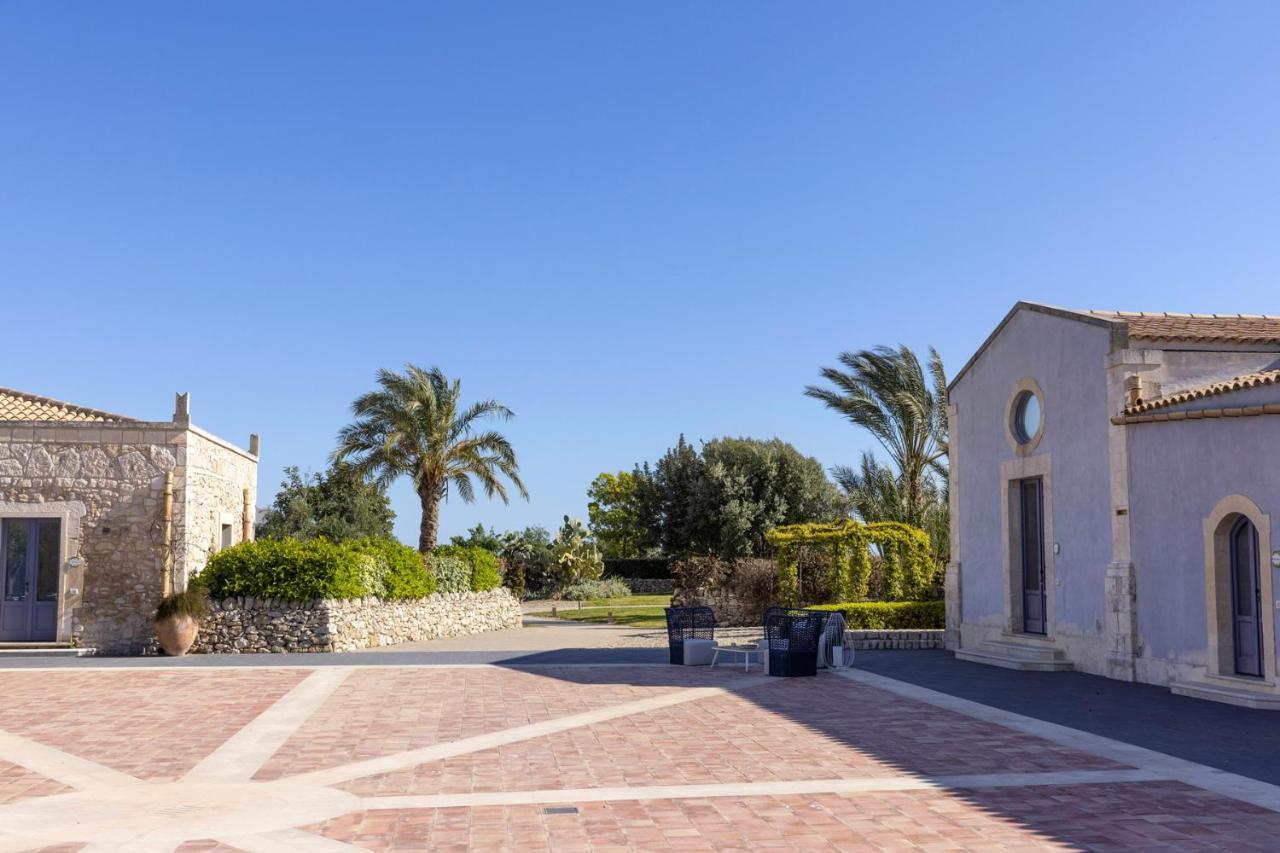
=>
[255,665,748,781]
[313,782,1280,851]
[4,665,1280,850]
[0,760,72,804]
[0,669,307,780]
[341,677,1122,796]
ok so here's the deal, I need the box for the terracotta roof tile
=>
[1123,370,1280,415]
[0,388,136,423]
[1087,311,1280,345]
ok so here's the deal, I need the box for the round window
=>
[1013,391,1042,444]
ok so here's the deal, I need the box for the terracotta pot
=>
[156,615,199,656]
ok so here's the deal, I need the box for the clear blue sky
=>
[4,3,1279,545]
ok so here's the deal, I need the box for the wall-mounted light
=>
[1272,551,1280,570]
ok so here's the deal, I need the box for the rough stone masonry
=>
[192,589,523,653]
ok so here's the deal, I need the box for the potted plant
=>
[154,588,209,656]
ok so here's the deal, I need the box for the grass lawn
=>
[530,594,672,627]
[533,605,669,628]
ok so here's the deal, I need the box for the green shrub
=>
[809,600,944,630]
[429,554,471,593]
[200,536,434,601]
[469,548,502,592]
[346,537,435,598]
[155,588,209,622]
[560,577,631,601]
[201,538,364,601]
[433,544,503,592]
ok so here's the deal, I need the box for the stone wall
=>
[0,424,183,652]
[0,414,257,654]
[179,428,257,588]
[673,585,764,627]
[622,577,674,595]
[192,588,523,653]
[845,629,944,650]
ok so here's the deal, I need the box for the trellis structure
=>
[764,519,933,605]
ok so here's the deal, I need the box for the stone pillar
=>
[1103,346,1160,681]
[1106,560,1139,680]
[945,402,962,650]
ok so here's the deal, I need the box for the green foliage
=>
[201,538,365,601]
[347,537,435,598]
[469,547,502,591]
[334,364,528,553]
[257,464,395,543]
[428,554,471,593]
[200,537,434,601]
[558,577,631,601]
[431,545,501,592]
[587,471,656,558]
[449,523,503,553]
[606,435,844,561]
[807,344,950,563]
[499,525,554,598]
[552,515,604,587]
[808,600,944,630]
[765,519,935,603]
[155,588,209,622]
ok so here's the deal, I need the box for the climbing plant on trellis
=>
[764,519,933,606]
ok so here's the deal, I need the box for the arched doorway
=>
[1230,516,1264,678]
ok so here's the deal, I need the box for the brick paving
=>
[313,781,1280,851]
[0,669,307,780]
[0,662,1278,850]
[340,677,1121,797]
[256,665,744,781]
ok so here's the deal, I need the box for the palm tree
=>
[805,344,948,528]
[832,450,949,562]
[333,365,528,553]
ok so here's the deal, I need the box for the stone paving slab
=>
[2,661,1280,850]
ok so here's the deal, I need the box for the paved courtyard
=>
[3,658,1280,851]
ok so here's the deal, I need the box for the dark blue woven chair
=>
[664,606,715,665]
[763,608,824,677]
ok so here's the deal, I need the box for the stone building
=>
[947,302,1280,708]
[0,388,258,653]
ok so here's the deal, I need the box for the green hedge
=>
[432,545,502,592]
[201,537,434,601]
[809,601,944,630]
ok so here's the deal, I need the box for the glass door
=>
[0,519,60,642]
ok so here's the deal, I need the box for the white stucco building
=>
[0,388,258,653]
[947,303,1280,708]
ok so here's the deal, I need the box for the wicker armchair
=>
[664,606,716,665]
[762,609,824,677]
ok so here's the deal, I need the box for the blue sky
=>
[3,3,1279,545]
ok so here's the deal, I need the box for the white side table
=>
[711,643,758,672]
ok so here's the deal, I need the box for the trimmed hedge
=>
[603,557,671,580]
[200,537,434,601]
[808,600,944,630]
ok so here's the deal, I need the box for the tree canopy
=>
[588,436,844,560]
[256,463,396,543]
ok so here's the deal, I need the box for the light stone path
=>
[2,663,1280,850]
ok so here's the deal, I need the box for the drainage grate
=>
[543,807,579,815]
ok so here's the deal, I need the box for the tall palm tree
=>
[805,344,948,527]
[333,365,528,553]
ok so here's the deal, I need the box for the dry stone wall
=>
[192,588,523,653]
